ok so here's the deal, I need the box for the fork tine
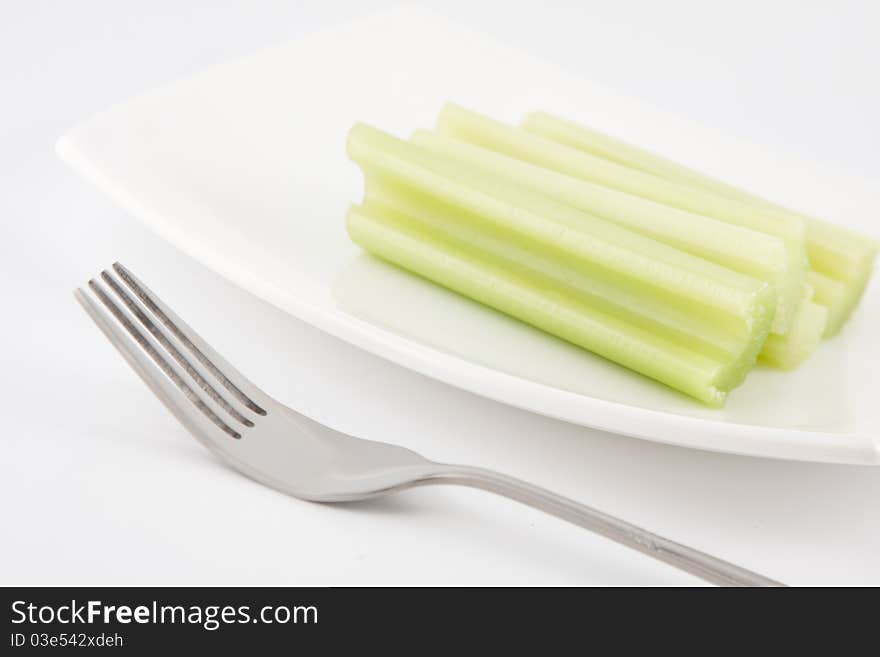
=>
[76,281,243,440]
[100,269,254,428]
[111,262,268,416]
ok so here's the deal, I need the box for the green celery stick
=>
[411,131,787,312]
[365,177,764,389]
[804,222,875,336]
[522,111,877,336]
[809,268,874,336]
[348,123,773,329]
[346,124,776,402]
[804,220,877,282]
[759,286,827,369]
[435,104,806,335]
[348,202,731,405]
[807,270,847,334]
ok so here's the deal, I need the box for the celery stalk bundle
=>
[435,105,807,337]
[520,111,878,337]
[344,105,876,405]
[347,125,773,405]
[408,127,815,368]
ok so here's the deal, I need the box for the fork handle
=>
[419,465,783,587]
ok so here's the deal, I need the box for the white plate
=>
[57,6,879,464]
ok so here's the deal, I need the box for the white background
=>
[2,0,879,585]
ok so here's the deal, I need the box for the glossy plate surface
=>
[57,7,879,463]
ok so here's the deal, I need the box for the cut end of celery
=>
[807,219,879,283]
[810,262,875,337]
[768,249,809,336]
[702,387,727,408]
[759,292,827,369]
[716,285,775,388]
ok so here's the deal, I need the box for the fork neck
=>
[415,464,783,588]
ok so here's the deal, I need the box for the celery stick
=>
[809,268,874,336]
[522,111,877,335]
[759,287,827,369]
[804,223,875,336]
[365,178,765,389]
[411,130,787,307]
[436,104,806,335]
[348,123,773,329]
[804,219,878,283]
[347,202,730,405]
[524,111,710,186]
[807,270,847,334]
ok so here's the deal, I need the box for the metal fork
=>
[75,263,783,587]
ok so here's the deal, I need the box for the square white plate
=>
[57,6,879,464]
